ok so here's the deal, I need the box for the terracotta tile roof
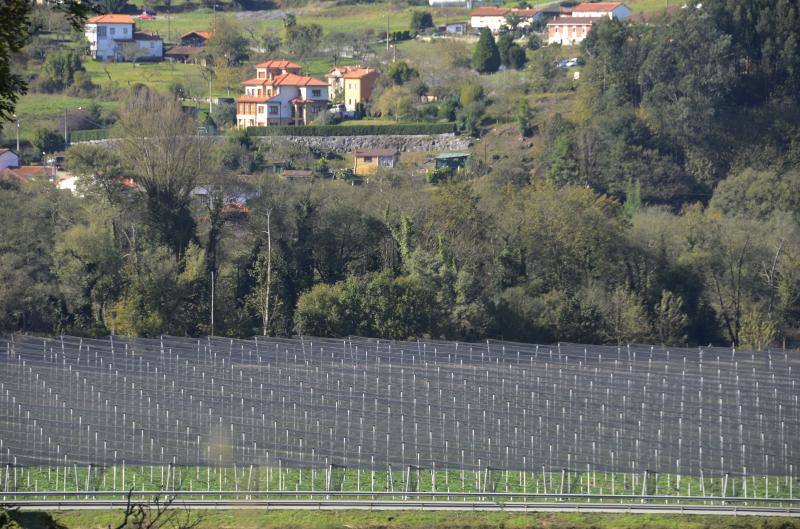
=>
[328,65,362,76]
[178,30,213,40]
[87,14,135,24]
[0,166,55,181]
[255,59,302,69]
[572,2,623,12]
[272,72,328,87]
[342,68,378,80]
[470,6,510,16]
[355,148,398,158]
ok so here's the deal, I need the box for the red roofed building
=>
[237,62,329,127]
[547,2,631,44]
[178,30,213,46]
[0,165,56,184]
[341,68,379,111]
[85,13,163,61]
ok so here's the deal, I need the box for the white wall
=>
[0,151,19,171]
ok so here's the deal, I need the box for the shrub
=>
[70,129,111,142]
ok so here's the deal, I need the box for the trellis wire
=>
[0,335,797,487]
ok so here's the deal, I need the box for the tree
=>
[653,290,689,345]
[496,33,513,66]
[32,128,65,153]
[410,11,434,33]
[0,0,32,126]
[115,88,209,254]
[65,143,128,203]
[387,61,418,85]
[472,28,500,74]
[506,45,527,69]
[372,85,415,121]
[38,49,84,92]
[515,99,533,137]
[207,18,249,66]
[283,22,322,58]
[54,217,121,333]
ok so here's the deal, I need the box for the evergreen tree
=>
[515,99,533,137]
[472,28,500,74]
[497,33,514,66]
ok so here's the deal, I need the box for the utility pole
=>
[13,114,19,152]
[210,270,215,336]
[262,208,273,336]
[386,15,390,54]
[213,4,217,33]
[64,109,68,145]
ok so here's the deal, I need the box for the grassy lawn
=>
[83,60,203,92]
[12,510,800,529]
[10,94,118,142]
[135,3,471,41]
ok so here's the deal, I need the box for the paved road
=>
[7,500,800,516]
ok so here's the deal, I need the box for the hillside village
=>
[1,0,798,348]
[2,1,640,190]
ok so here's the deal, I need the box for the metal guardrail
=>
[3,490,799,504]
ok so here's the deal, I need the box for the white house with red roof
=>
[470,6,541,33]
[547,2,631,45]
[84,14,163,61]
[236,60,329,127]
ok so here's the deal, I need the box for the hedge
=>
[70,129,111,142]
[246,123,456,137]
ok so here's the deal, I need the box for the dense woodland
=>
[1,0,799,348]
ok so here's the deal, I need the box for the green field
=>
[2,466,796,502]
[10,95,117,143]
[7,510,799,529]
[135,3,472,42]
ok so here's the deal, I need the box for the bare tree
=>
[115,88,210,253]
[112,490,202,529]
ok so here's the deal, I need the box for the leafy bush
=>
[246,123,455,136]
[70,129,111,142]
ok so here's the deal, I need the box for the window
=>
[269,105,278,115]
[257,106,264,114]
[379,156,394,167]
[149,41,154,48]
[98,26,107,37]
[363,157,373,163]
[312,89,321,97]
[122,26,128,35]
[110,27,116,36]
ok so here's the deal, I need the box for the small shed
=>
[434,152,470,171]
[353,148,399,176]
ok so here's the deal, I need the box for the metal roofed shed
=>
[434,152,470,170]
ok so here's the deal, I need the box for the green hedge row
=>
[70,129,111,142]
[246,123,456,137]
